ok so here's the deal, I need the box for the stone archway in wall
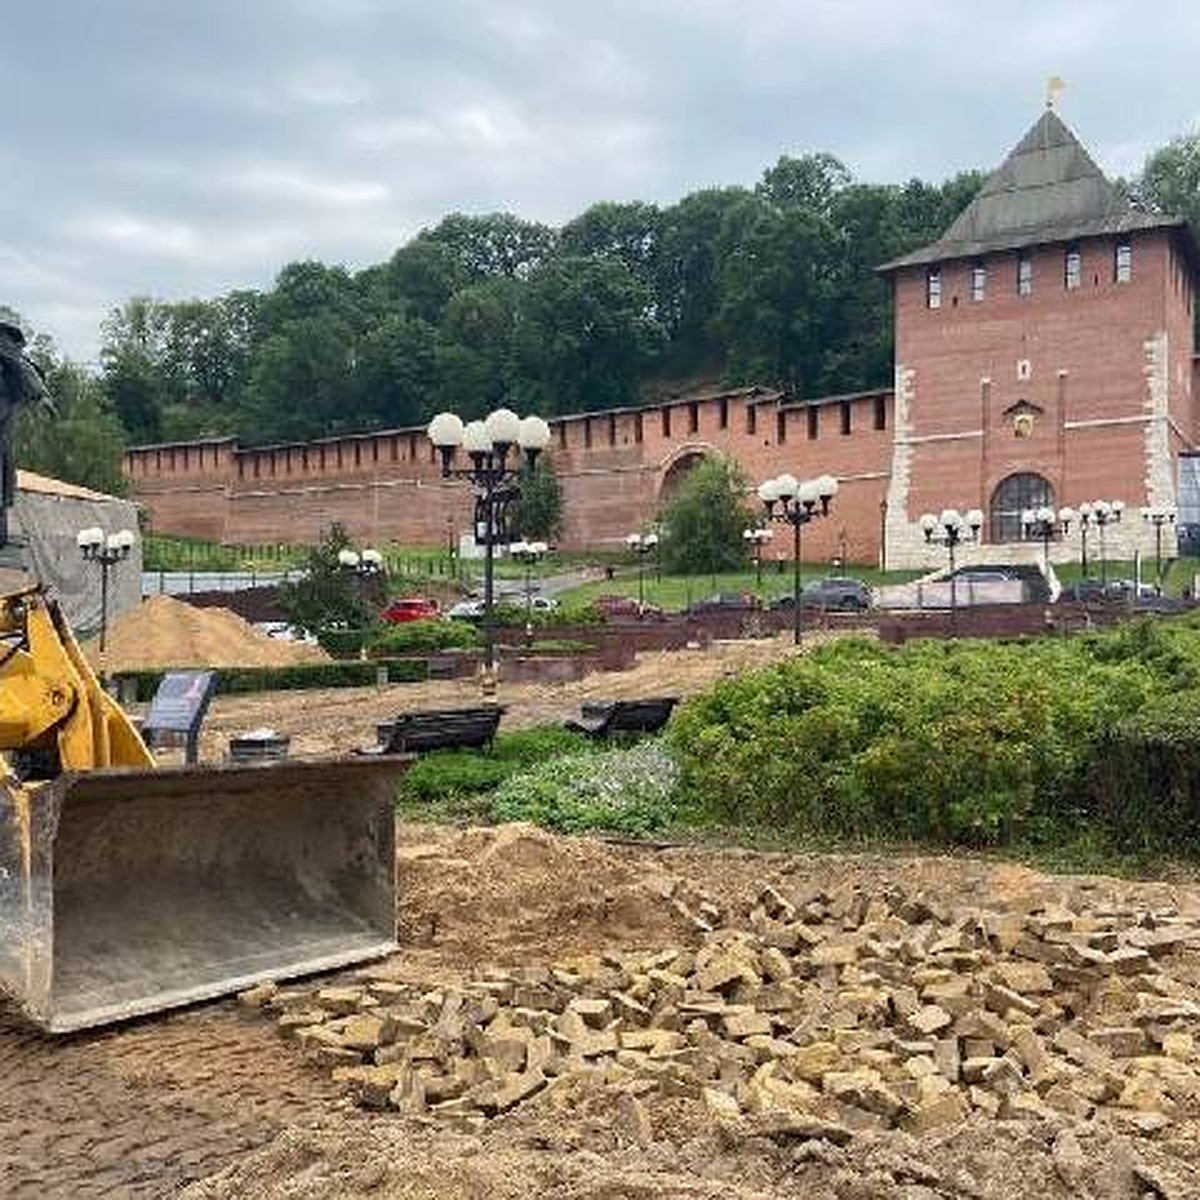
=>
[658,449,708,503]
[990,472,1055,543]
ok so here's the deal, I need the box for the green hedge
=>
[117,657,429,701]
[368,619,480,655]
[1089,690,1200,853]
[398,725,595,805]
[669,630,1171,850]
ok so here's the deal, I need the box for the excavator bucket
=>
[0,757,398,1032]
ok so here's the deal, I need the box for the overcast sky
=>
[4,0,1198,360]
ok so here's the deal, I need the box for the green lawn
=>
[555,563,925,610]
[1054,557,1198,597]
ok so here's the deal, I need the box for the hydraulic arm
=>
[0,586,153,773]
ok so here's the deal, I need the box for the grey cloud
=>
[3,0,1197,358]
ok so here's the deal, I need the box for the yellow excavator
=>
[0,585,399,1032]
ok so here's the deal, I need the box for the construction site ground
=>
[3,635,1199,1197]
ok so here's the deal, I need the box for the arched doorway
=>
[990,472,1055,542]
[659,451,706,502]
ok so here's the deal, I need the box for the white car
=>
[446,599,486,620]
[529,595,559,612]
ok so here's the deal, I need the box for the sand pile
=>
[86,595,329,670]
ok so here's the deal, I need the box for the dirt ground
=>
[4,823,1199,1198]
[188,632,815,761]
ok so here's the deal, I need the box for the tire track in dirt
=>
[0,1000,338,1198]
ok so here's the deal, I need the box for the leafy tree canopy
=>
[658,456,756,575]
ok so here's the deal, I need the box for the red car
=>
[381,597,440,623]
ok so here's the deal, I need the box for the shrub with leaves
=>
[490,740,680,835]
[398,725,595,805]
[670,632,1164,849]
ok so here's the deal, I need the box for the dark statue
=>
[0,321,51,544]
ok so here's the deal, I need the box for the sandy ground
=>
[172,823,1200,1200]
[185,632,820,761]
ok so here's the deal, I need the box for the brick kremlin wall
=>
[125,385,895,563]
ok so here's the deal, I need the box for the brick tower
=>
[879,107,1198,570]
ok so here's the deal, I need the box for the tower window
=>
[746,403,757,435]
[874,395,887,431]
[718,397,728,429]
[608,414,617,446]
[776,411,787,444]
[1018,257,1032,296]
[840,401,852,435]
[807,407,818,440]
[926,268,942,309]
[662,407,671,438]
[1065,247,1081,290]
[634,412,643,444]
[970,263,986,302]
[688,402,699,434]
[1115,242,1132,283]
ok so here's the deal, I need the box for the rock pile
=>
[241,879,1200,1142]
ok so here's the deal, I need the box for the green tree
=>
[15,357,128,496]
[518,255,660,414]
[559,201,662,291]
[509,458,564,541]
[420,212,557,280]
[658,456,755,575]
[434,278,525,418]
[277,523,370,635]
[1137,134,1200,231]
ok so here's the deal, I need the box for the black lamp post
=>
[1021,505,1074,574]
[1142,504,1177,593]
[625,531,659,611]
[338,546,383,653]
[918,507,983,636]
[742,526,773,592]
[77,526,135,654]
[758,473,838,645]
[1086,500,1124,590]
[427,408,551,681]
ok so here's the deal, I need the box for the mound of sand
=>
[86,595,329,671]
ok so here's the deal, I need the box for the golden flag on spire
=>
[1046,76,1066,110]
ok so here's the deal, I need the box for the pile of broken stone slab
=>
[239,881,1200,1138]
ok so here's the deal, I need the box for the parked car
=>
[773,578,870,612]
[689,592,761,614]
[445,599,486,620]
[594,594,663,619]
[529,595,560,612]
[381,596,440,623]
[1056,577,1107,603]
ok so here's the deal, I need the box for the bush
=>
[317,626,368,658]
[670,634,1161,848]
[490,741,680,835]
[398,725,595,804]
[369,619,480,655]
[1088,690,1200,854]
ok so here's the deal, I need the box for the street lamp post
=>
[1142,504,1177,593]
[427,408,551,681]
[625,532,659,611]
[77,527,135,654]
[918,507,983,636]
[509,539,549,617]
[742,526,773,591]
[1086,500,1124,590]
[758,473,839,645]
[337,546,383,652]
[1021,505,1074,574]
